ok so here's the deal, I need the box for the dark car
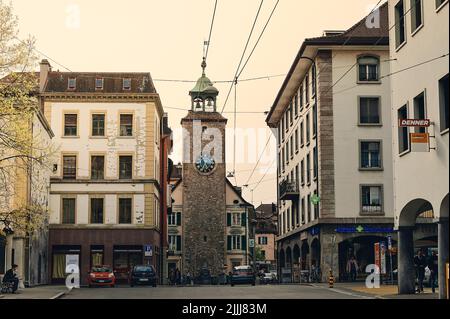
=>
[129,265,157,287]
[231,266,256,286]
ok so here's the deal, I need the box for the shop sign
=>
[399,119,431,127]
[310,227,320,236]
[380,241,387,274]
[410,133,430,152]
[335,225,395,233]
[300,231,308,240]
[374,243,381,272]
[144,244,153,257]
[249,239,255,248]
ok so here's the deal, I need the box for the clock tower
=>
[181,58,228,279]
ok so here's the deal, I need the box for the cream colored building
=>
[266,3,396,282]
[39,60,164,285]
[387,0,449,298]
[0,99,54,286]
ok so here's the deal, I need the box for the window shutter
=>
[176,236,182,252]
[227,236,232,251]
[176,212,182,226]
[241,236,247,250]
[241,212,247,227]
[227,213,231,226]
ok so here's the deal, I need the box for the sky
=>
[11,0,380,205]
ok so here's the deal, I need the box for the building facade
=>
[254,204,278,272]
[387,0,449,298]
[0,108,54,286]
[39,60,165,285]
[266,4,400,283]
[166,64,254,282]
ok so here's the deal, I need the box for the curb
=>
[50,287,73,299]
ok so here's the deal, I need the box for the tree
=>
[255,246,266,262]
[0,0,54,237]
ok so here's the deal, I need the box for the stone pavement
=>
[0,285,70,299]
[312,282,439,299]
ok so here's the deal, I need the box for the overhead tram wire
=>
[12,35,73,72]
[220,0,265,114]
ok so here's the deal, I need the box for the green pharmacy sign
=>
[311,194,320,205]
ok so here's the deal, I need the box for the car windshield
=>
[92,266,111,273]
[234,268,252,274]
[134,266,153,272]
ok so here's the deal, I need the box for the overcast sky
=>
[12,0,381,205]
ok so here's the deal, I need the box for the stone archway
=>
[398,198,433,294]
[301,240,310,271]
[293,245,300,265]
[311,238,321,269]
[279,248,285,268]
[286,246,293,268]
[438,194,449,299]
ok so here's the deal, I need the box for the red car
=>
[88,266,116,288]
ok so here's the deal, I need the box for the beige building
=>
[254,204,278,271]
[39,60,165,285]
[0,73,54,285]
[387,0,449,298]
[266,3,397,282]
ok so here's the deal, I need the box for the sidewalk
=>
[0,285,70,299]
[313,282,439,299]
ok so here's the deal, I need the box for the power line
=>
[12,36,73,72]
[236,0,280,80]
[251,158,277,191]
[220,0,265,114]
[243,131,274,187]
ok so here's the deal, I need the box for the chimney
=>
[39,59,51,93]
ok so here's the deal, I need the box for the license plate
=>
[139,278,148,282]
[98,280,105,283]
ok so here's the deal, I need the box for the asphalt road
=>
[62,284,369,299]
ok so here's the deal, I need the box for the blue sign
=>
[144,244,153,257]
[310,227,320,236]
[335,225,396,233]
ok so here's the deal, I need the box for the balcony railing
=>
[280,180,300,201]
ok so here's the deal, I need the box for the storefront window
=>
[113,246,143,281]
[91,245,104,268]
[51,246,81,282]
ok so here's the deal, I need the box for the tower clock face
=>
[195,154,216,174]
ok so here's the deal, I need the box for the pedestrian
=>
[414,249,427,293]
[175,268,181,286]
[2,264,20,294]
[169,268,175,286]
[346,256,358,282]
[186,271,192,286]
[427,251,438,293]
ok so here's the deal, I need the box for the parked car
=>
[259,272,277,285]
[231,266,256,287]
[129,265,157,287]
[88,266,116,288]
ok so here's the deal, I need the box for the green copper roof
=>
[190,74,218,95]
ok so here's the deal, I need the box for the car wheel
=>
[130,283,134,287]
[231,283,234,287]
[252,282,256,286]
[111,284,115,288]
[152,283,157,287]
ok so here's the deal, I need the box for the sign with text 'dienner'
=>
[399,119,431,127]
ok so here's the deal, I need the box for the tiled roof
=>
[43,72,156,94]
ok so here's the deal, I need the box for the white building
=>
[388,0,449,298]
[39,60,165,285]
[266,3,396,282]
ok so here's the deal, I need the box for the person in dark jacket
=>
[2,264,19,293]
[175,268,181,286]
[427,251,438,293]
[414,250,427,293]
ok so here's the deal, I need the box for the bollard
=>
[328,270,334,288]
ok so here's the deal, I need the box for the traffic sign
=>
[249,239,255,248]
[144,244,153,257]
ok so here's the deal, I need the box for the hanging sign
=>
[410,133,430,153]
[399,119,431,127]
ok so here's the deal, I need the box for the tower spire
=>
[201,57,207,76]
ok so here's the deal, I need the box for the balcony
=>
[279,180,300,201]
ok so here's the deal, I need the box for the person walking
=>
[414,249,427,293]
[2,264,20,294]
[346,256,359,282]
[427,251,438,293]
[169,268,175,286]
[175,268,181,286]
